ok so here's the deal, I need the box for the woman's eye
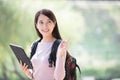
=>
[39,21,43,24]
[48,20,52,23]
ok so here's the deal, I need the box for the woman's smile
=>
[42,29,49,33]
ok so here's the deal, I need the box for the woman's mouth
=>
[42,29,49,33]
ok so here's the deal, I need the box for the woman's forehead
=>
[38,14,50,21]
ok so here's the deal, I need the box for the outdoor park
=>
[0,0,120,80]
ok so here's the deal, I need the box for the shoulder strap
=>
[76,64,81,74]
[30,39,41,59]
[48,39,62,67]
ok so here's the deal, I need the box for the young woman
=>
[20,9,68,80]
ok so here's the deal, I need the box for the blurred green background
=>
[0,0,120,80]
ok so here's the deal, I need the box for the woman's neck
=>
[41,36,56,43]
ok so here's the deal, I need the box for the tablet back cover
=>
[9,44,33,69]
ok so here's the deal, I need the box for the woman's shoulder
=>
[33,38,41,43]
[30,38,41,47]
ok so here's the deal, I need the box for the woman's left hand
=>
[57,40,68,57]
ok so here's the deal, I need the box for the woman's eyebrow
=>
[47,19,52,21]
[39,19,43,21]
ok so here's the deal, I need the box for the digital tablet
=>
[9,44,33,69]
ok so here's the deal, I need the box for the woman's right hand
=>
[20,60,33,79]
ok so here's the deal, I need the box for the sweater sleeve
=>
[54,51,66,80]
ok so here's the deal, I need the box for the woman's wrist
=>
[28,69,33,79]
[57,50,66,58]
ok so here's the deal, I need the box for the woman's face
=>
[36,14,55,38]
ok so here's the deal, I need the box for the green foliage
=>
[0,0,120,79]
[81,65,120,80]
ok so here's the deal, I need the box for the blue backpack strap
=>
[48,39,62,67]
[30,39,41,59]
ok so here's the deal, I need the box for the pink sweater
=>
[31,41,66,80]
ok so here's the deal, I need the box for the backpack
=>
[30,39,81,80]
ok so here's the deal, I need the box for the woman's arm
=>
[20,60,33,79]
[54,40,68,80]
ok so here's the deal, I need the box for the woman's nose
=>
[43,23,48,28]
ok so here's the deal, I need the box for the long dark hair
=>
[34,9,62,39]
